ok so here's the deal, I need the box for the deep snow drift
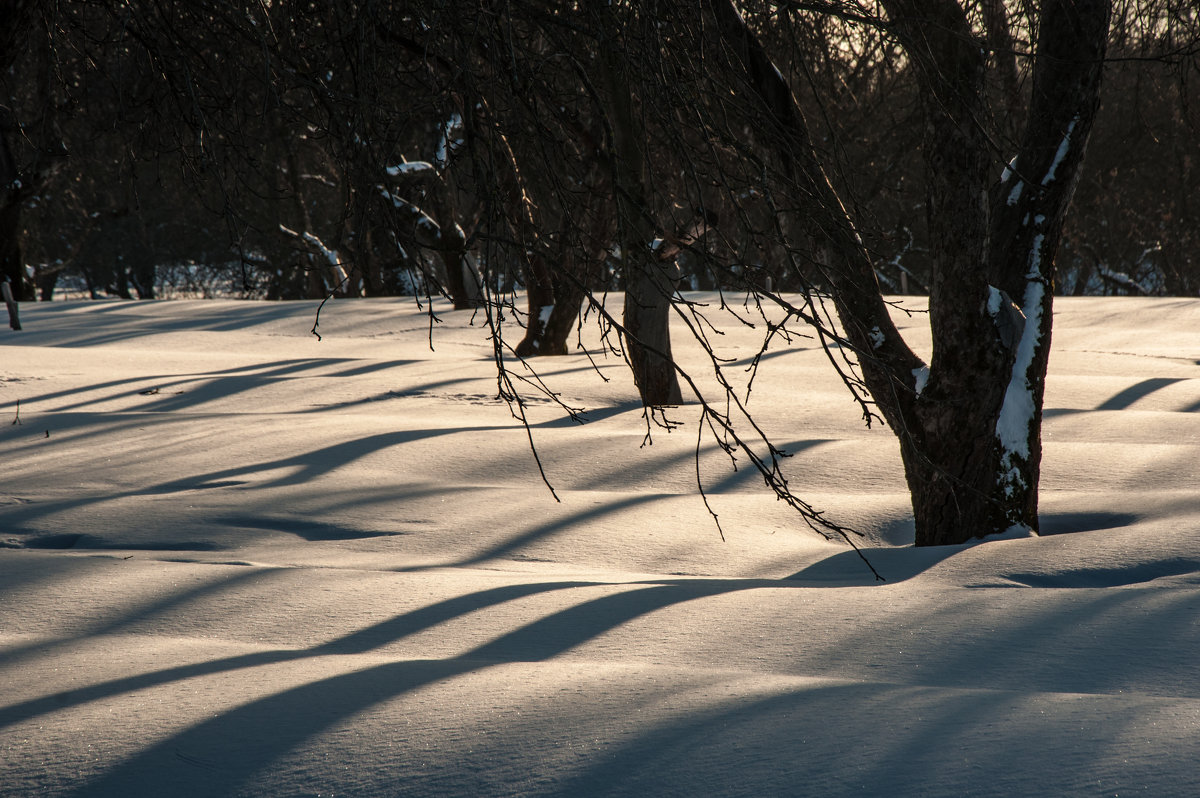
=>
[2,295,1199,797]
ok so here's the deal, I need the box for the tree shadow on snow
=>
[28,570,1200,797]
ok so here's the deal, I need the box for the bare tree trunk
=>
[595,4,682,405]
[979,0,1111,537]
[417,171,476,309]
[1,3,32,306]
[2,280,19,330]
[0,127,31,307]
[708,0,1109,545]
[515,171,612,357]
[874,0,1108,544]
[287,155,326,300]
[434,223,476,310]
[514,247,561,355]
[875,0,1013,544]
[622,256,683,404]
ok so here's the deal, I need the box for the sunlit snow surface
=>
[2,295,1200,797]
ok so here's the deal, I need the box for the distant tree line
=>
[2,2,1195,304]
[1,1,1197,550]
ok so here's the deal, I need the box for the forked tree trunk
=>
[979,0,1108,541]
[881,0,1020,544]
[708,0,1109,545]
[883,0,1108,545]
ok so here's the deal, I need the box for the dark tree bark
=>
[876,0,1016,545]
[622,254,684,405]
[708,0,1110,545]
[0,127,29,306]
[982,0,1026,141]
[0,2,37,308]
[515,248,560,355]
[514,170,612,358]
[977,0,1111,538]
[595,5,682,405]
[423,181,478,311]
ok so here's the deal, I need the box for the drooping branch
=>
[703,0,924,431]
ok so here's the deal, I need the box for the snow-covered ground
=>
[2,294,1199,797]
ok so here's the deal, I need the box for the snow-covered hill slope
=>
[2,295,1199,796]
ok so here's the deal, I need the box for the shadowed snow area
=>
[2,295,1200,797]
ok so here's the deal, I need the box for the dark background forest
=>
[2,1,1196,304]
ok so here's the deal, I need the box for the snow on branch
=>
[386,161,436,178]
[279,224,349,286]
[1098,267,1153,296]
[378,186,461,249]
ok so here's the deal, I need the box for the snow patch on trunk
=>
[279,225,349,287]
[1042,116,1079,187]
[912,366,930,397]
[987,285,1004,316]
[1000,156,1017,183]
[995,234,1047,496]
